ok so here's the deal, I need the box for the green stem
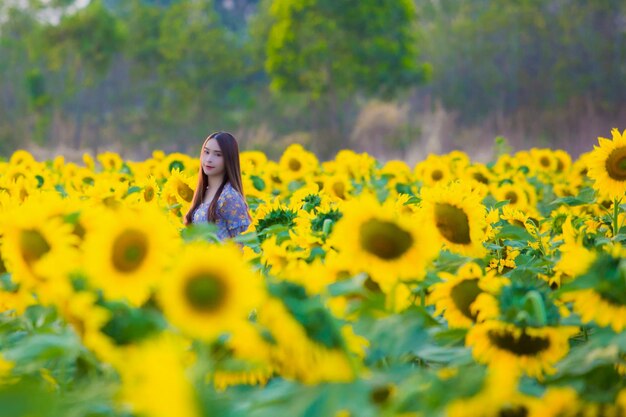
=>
[613,197,622,238]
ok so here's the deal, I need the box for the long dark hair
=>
[184,132,249,225]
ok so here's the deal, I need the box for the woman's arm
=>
[218,188,252,239]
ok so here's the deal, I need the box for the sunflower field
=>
[1,129,626,417]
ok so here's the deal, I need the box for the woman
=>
[184,132,251,241]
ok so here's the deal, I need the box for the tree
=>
[265,0,429,156]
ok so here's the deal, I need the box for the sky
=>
[0,0,91,25]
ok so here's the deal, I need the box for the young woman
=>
[184,132,251,240]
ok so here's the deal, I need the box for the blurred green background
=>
[0,0,624,161]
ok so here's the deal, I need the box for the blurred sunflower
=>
[429,263,501,328]
[330,192,440,291]
[421,181,487,257]
[97,151,124,171]
[321,171,353,201]
[159,242,264,341]
[490,180,537,215]
[257,296,355,384]
[162,152,193,175]
[587,128,626,199]
[253,199,299,242]
[445,364,541,417]
[1,200,79,302]
[117,334,200,417]
[466,320,578,379]
[278,143,319,183]
[82,207,178,306]
[240,150,268,175]
[530,148,558,173]
[334,149,376,182]
[415,154,453,187]
[162,169,196,216]
[559,251,626,332]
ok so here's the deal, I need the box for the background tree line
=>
[0,0,624,161]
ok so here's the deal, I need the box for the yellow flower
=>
[159,242,264,341]
[466,321,579,379]
[0,353,14,380]
[82,207,178,306]
[420,181,487,258]
[117,334,200,417]
[587,128,626,199]
[429,262,500,328]
[161,169,196,217]
[330,192,440,291]
[554,217,596,278]
[257,298,356,384]
[415,154,453,187]
[97,151,124,171]
[278,143,319,182]
[1,199,79,303]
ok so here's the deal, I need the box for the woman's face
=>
[201,138,225,177]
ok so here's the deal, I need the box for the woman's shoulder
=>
[219,182,245,204]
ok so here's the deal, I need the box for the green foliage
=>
[266,0,428,99]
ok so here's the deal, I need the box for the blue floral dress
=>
[191,182,251,240]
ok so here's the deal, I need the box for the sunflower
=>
[253,199,299,242]
[158,242,264,341]
[329,192,440,291]
[554,217,596,279]
[529,387,580,417]
[334,149,376,182]
[56,291,119,364]
[257,297,355,384]
[559,251,626,332]
[161,169,196,217]
[117,334,200,417]
[96,151,124,171]
[420,181,487,258]
[587,128,626,199]
[321,171,353,201]
[444,364,542,417]
[530,148,558,173]
[1,200,79,303]
[466,320,578,379]
[240,150,268,176]
[211,322,275,391]
[82,207,178,306]
[429,263,502,328]
[490,180,537,215]
[162,152,193,175]
[415,154,453,187]
[278,143,319,183]
[9,149,37,166]
[379,160,414,191]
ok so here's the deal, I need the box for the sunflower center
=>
[359,219,413,260]
[431,169,444,181]
[504,191,518,204]
[144,186,155,202]
[112,230,148,273]
[605,147,626,181]
[487,328,550,356]
[177,182,194,202]
[539,156,551,168]
[184,273,226,313]
[450,279,481,320]
[333,182,346,199]
[473,172,489,184]
[0,252,7,274]
[288,158,302,172]
[20,229,51,265]
[498,406,528,417]
[434,203,471,244]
